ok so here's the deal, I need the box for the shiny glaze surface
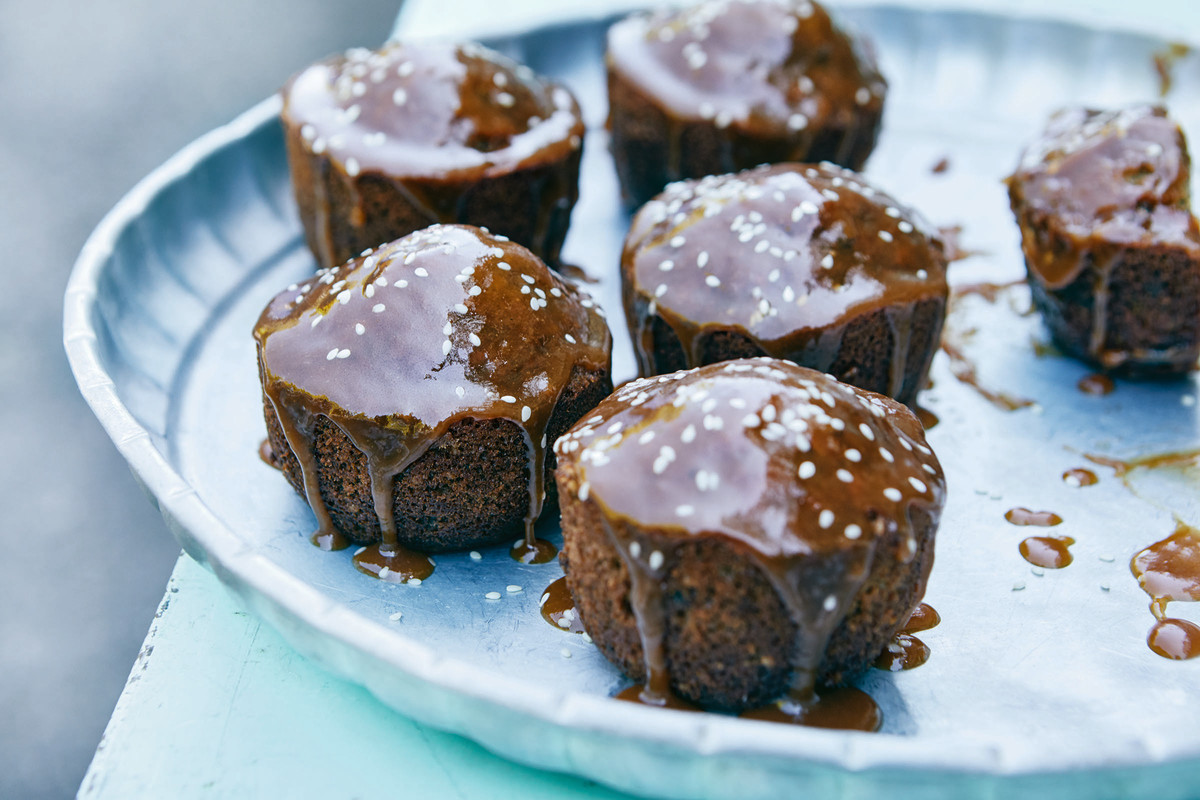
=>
[555,358,944,702]
[1004,508,1064,527]
[1132,520,1200,660]
[607,0,884,136]
[255,224,611,561]
[283,40,584,181]
[622,162,947,398]
[1019,535,1075,569]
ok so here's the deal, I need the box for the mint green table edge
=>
[78,554,631,800]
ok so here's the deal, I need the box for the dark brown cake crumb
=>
[554,359,945,712]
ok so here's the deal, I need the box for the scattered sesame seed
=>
[697,251,709,268]
[372,303,385,313]
[1013,582,1026,591]
[442,339,452,355]
[878,230,894,242]
[798,461,816,479]
[675,504,694,517]
[855,87,872,105]
[705,275,721,287]
[879,447,894,462]
[787,112,808,131]
[565,333,577,344]
[908,477,927,493]
[521,405,531,422]
[818,509,835,529]
[407,577,422,586]
[345,157,360,177]
[561,648,572,659]
[836,469,853,483]
[670,235,686,248]
[649,550,664,570]
[392,88,408,105]
[884,486,903,502]
[389,611,403,621]
[485,591,502,601]
[414,267,429,277]
[844,524,862,539]
[578,482,590,501]
[820,254,834,269]
[455,386,465,399]
[501,395,517,403]
[823,595,837,611]
[630,542,642,558]
[326,348,339,361]
[506,585,523,594]
[469,551,482,561]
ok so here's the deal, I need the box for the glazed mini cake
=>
[1008,105,1200,373]
[554,359,945,711]
[606,0,886,207]
[282,41,586,270]
[255,224,612,561]
[621,162,947,406]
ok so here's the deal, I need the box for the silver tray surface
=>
[66,6,1200,798]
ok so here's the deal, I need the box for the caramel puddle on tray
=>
[1077,373,1115,396]
[539,576,586,634]
[741,688,882,732]
[1019,535,1075,569]
[1004,507,1063,527]
[875,602,940,672]
[354,544,434,583]
[1062,468,1098,488]
[511,537,558,564]
[1131,519,1200,660]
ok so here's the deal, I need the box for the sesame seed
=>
[468,332,481,347]
[326,348,339,360]
[884,487,902,501]
[397,61,415,77]
[697,251,709,268]
[442,340,452,355]
[823,595,837,611]
[859,423,875,440]
[675,505,694,517]
[820,254,834,269]
[845,449,861,462]
[649,550,665,570]
[670,235,686,248]
[798,461,816,479]
[844,524,862,539]
[455,386,465,398]
[659,259,674,271]
[898,221,914,234]
[392,88,408,105]
[407,577,422,586]
[337,289,352,304]
[414,267,429,277]
[501,395,517,403]
[885,207,901,218]
[878,230,894,243]
[680,424,697,443]
[836,469,853,483]
[561,648,573,659]
[715,111,733,129]
[372,303,385,313]
[909,477,927,493]
[345,157,360,177]
[506,585,523,594]
[355,323,365,335]
[395,279,408,288]
[879,447,894,462]
[630,542,642,558]
[379,567,391,578]
[497,261,511,271]
[469,550,482,561]
[855,87,872,105]
[578,482,590,501]
[389,611,403,621]
[496,92,515,107]
[485,591,501,601]
[655,284,668,298]
[521,405,531,422]
[705,275,721,287]
[819,509,835,529]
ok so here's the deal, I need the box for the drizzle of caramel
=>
[740,688,882,732]
[873,633,930,672]
[949,279,1024,304]
[915,406,939,430]
[258,438,279,469]
[1019,535,1075,569]
[1084,448,1200,481]
[311,530,349,552]
[1004,508,1064,527]
[539,576,587,634]
[902,602,941,633]
[1131,519,1200,660]
[939,340,1035,412]
[510,538,558,565]
[1077,373,1115,396]
[1061,467,1098,487]
[1154,42,1193,97]
[930,157,950,175]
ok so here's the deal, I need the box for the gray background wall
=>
[0,2,394,796]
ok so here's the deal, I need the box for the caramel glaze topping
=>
[282,41,585,266]
[607,0,885,148]
[1008,105,1200,365]
[622,163,948,402]
[284,40,583,182]
[555,358,945,704]
[255,224,611,571]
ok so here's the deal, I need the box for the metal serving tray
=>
[65,5,1200,798]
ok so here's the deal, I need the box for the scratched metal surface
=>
[65,6,1200,798]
